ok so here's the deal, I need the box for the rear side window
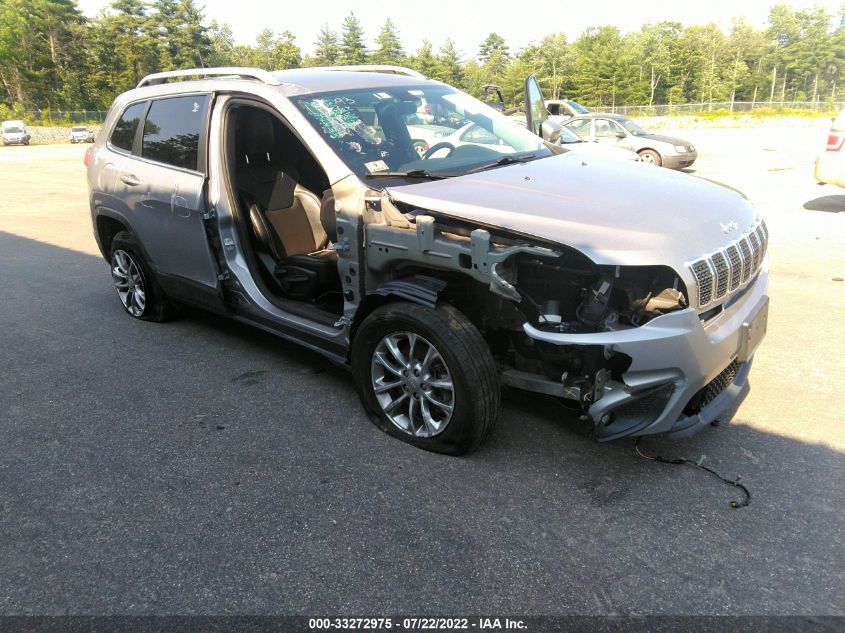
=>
[567,118,592,138]
[141,95,208,171]
[110,101,147,152]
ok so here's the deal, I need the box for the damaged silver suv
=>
[86,67,769,455]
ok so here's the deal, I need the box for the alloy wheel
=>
[111,249,146,317]
[370,331,455,438]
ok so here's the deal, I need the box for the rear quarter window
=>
[567,118,592,138]
[110,101,147,152]
[141,95,208,171]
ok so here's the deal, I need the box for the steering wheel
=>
[422,141,455,160]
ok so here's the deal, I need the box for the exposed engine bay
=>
[500,252,687,333]
[483,252,688,408]
[363,205,690,420]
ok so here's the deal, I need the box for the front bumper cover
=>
[521,266,768,440]
[662,151,698,169]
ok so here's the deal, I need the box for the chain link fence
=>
[18,109,109,124]
[602,101,845,117]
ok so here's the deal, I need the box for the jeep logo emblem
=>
[720,221,739,234]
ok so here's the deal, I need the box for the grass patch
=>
[683,107,837,120]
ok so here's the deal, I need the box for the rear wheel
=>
[352,302,500,455]
[109,231,175,322]
[638,149,662,166]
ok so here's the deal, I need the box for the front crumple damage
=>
[522,263,769,440]
[361,199,744,441]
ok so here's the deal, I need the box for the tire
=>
[352,302,500,455]
[109,231,175,322]
[638,149,662,166]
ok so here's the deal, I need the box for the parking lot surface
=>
[1,125,843,615]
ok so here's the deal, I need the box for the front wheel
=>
[638,149,662,166]
[352,302,500,455]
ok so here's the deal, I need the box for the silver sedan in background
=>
[564,113,698,169]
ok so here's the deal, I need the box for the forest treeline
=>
[1,0,844,114]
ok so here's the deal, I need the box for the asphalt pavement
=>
[0,128,843,616]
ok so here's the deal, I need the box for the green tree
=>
[86,0,161,104]
[339,12,366,64]
[525,33,573,100]
[313,23,339,66]
[371,18,404,64]
[247,29,301,70]
[407,40,437,78]
[629,22,681,106]
[151,0,211,69]
[433,39,463,88]
[0,0,87,107]
[206,19,235,66]
[478,32,509,63]
[572,26,631,107]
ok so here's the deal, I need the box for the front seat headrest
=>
[242,110,276,158]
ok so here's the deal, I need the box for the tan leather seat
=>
[265,184,328,256]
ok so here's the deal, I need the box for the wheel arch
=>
[94,211,131,261]
[637,146,663,157]
[350,275,445,351]
[349,271,498,361]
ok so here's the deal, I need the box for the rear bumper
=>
[815,153,845,187]
[520,263,768,441]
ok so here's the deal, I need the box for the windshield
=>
[620,118,648,136]
[292,84,551,180]
[4,127,22,133]
[564,100,590,115]
[72,127,86,132]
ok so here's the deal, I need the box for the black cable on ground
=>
[635,438,751,508]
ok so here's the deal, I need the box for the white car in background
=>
[546,98,591,122]
[69,126,95,143]
[2,120,31,146]
[815,108,845,188]
[409,118,636,162]
[408,121,521,158]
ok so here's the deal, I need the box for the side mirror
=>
[540,119,562,144]
[616,131,626,139]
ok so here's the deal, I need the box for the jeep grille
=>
[688,220,768,309]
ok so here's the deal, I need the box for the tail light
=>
[83,147,92,166]
[826,130,845,152]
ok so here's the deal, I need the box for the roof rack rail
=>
[136,67,282,89]
[310,65,426,80]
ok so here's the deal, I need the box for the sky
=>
[75,0,844,57]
